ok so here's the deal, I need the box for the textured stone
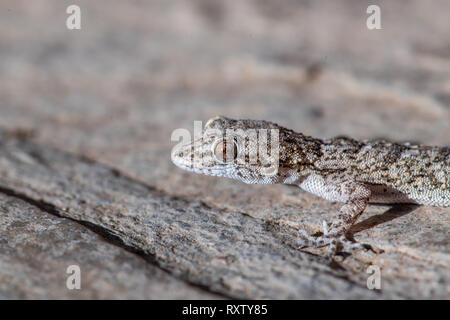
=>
[0,137,448,298]
[0,192,222,299]
[0,138,383,299]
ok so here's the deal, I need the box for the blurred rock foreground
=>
[0,1,448,299]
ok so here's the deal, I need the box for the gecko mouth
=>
[172,159,234,178]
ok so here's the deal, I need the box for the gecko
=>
[171,116,449,258]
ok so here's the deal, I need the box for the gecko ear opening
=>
[205,116,229,129]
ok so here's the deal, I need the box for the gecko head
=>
[171,116,284,184]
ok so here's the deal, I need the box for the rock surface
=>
[0,191,221,299]
[0,0,448,299]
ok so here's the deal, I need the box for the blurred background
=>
[1,0,449,187]
[0,0,449,299]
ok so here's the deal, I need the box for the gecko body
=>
[172,116,449,257]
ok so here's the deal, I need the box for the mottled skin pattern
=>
[172,116,449,258]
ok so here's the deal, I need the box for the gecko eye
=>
[213,138,238,163]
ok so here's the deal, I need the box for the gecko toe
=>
[297,228,329,248]
[338,236,380,255]
[297,229,377,259]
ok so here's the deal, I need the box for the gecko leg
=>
[297,180,371,258]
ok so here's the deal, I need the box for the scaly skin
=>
[172,116,449,258]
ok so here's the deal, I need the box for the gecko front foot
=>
[297,221,371,258]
